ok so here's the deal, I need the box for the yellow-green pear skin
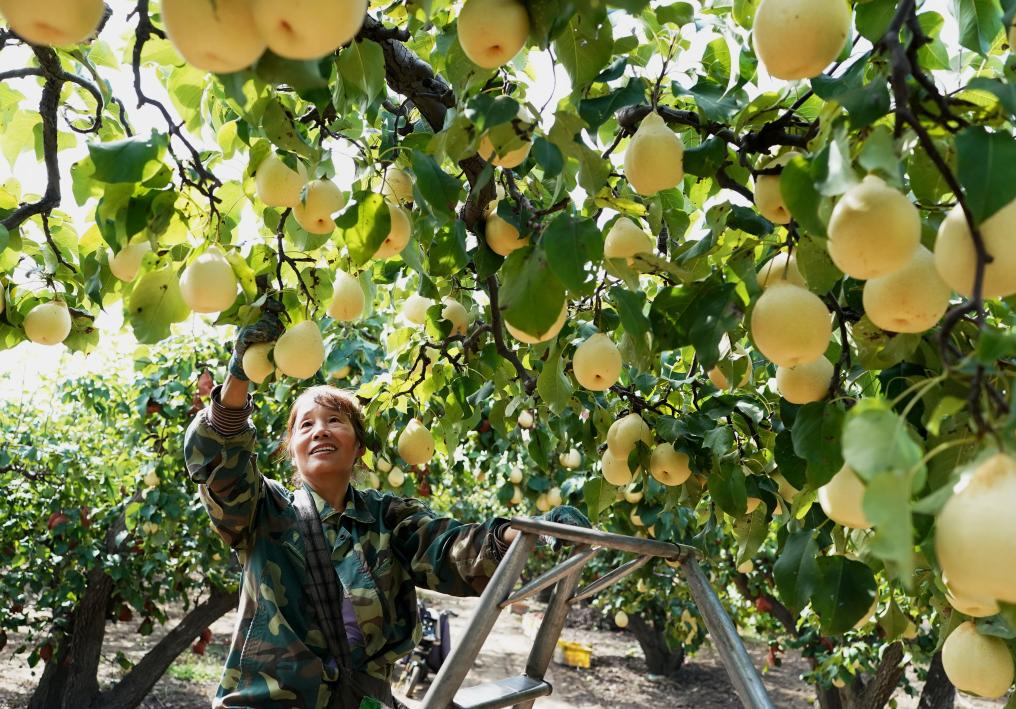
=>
[441,298,469,336]
[863,246,950,333]
[623,112,684,196]
[326,269,364,322]
[109,241,152,282]
[161,0,267,73]
[255,154,309,208]
[383,167,414,205]
[827,175,921,279]
[373,203,412,259]
[485,213,529,256]
[606,413,653,457]
[242,342,275,384]
[402,294,434,325]
[945,583,999,618]
[754,175,790,224]
[478,132,532,168]
[0,0,103,46]
[934,197,1016,299]
[398,418,435,466]
[604,217,654,265]
[817,465,871,529]
[757,252,806,289]
[572,333,622,391]
[273,321,325,380]
[505,303,567,344]
[179,246,238,313]
[941,622,1014,699]
[601,448,636,486]
[293,179,346,235]
[650,443,692,486]
[750,283,831,367]
[776,356,833,404]
[752,0,850,80]
[251,0,368,60]
[457,0,530,69]
[23,300,72,345]
[936,453,1016,604]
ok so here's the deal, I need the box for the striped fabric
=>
[207,385,253,437]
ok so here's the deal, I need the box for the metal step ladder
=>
[418,517,774,709]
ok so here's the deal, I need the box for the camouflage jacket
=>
[184,408,510,709]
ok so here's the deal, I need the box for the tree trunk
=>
[861,641,905,709]
[626,613,686,676]
[918,652,955,709]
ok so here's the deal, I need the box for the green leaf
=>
[795,234,842,295]
[541,213,603,296]
[499,247,567,337]
[88,132,167,184]
[966,78,1016,118]
[261,99,314,158]
[253,51,329,95]
[863,471,916,585]
[335,40,385,105]
[682,136,728,178]
[733,507,769,565]
[583,477,615,520]
[126,266,189,344]
[528,0,580,48]
[855,0,897,41]
[791,401,845,487]
[657,2,694,25]
[578,79,647,132]
[954,0,1004,55]
[842,404,923,480]
[811,556,878,635]
[774,429,807,489]
[410,151,462,224]
[428,221,469,277]
[537,339,574,413]
[780,157,827,237]
[955,127,1016,225]
[773,531,820,612]
[334,194,391,266]
[811,60,890,129]
[709,461,748,516]
[648,280,742,368]
[532,137,564,178]
[554,10,613,91]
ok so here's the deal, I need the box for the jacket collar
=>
[302,482,376,525]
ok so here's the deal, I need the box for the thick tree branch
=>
[484,275,535,393]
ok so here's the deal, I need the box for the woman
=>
[183,303,590,708]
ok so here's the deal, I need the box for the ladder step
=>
[451,675,553,709]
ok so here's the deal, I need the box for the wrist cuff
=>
[207,384,254,437]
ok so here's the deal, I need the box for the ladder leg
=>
[680,557,775,709]
[420,532,539,709]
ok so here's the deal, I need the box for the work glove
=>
[227,299,285,381]
[535,505,592,551]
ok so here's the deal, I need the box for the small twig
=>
[485,275,535,393]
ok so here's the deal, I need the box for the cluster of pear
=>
[600,412,692,490]
[160,0,367,73]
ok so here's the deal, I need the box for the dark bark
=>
[861,642,905,709]
[626,613,685,677]
[917,652,955,709]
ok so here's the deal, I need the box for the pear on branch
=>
[606,413,652,457]
[750,282,831,367]
[0,0,104,46]
[863,245,950,333]
[179,246,238,314]
[273,321,325,380]
[161,0,267,73]
[402,293,434,326]
[251,0,368,60]
[601,447,637,486]
[505,303,567,344]
[485,213,529,256]
[441,297,470,336]
[752,0,850,80]
[255,153,308,209]
[293,179,346,235]
[572,333,622,391]
[941,621,1014,699]
[477,106,534,168]
[623,112,684,196]
[776,355,833,404]
[754,175,791,225]
[757,252,806,289]
[372,202,412,259]
[398,418,435,466]
[934,196,1016,299]
[23,300,72,345]
[604,217,654,265]
[649,443,692,486]
[242,342,275,384]
[109,240,152,282]
[383,167,414,205]
[456,0,530,69]
[326,269,364,322]
[816,465,870,529]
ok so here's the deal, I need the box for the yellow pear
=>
[573,333,622,391]
[23,300,72,345]
[607,413,653,457]
[941,621,1014,699]
[936,453,1016,603]
[863,246,950,333]
[604,217,654,265]
[944,578,999,618]
[624,488,643,504]
[535,493,551,512]
[623,112,684,196]
[754,175,790,224]
[441,297,469,336]
[251,0,367,60]
[326,268,364,322]
[485,213,529,256]
[827,175,921,279]
[383,167,414,205]
[708,355,753,390]
[162,0,267,73]
[478,133,532,169]
[388,466,406,487]
[615,610,629,628]
[630,509,644,527]
[456,0,530,69]
[746,497,762,514]
[510,485,523,505]
[0,0,103,46]
[737,560,755,574]
[402,293,434,325]
[505,303,567,344]
[757,251,806,289]
[179,246,238,313]
[273,320,325,379]
[109,240,151,282]
[517,410,534,429]
[293,179,346,234]
[817,465,871,529]
[375,456,393,473]
[650,443,692,486]
[934,196,1016,299]
[508,467,524,484]
[398,418,435,466]
[547,486,562,506]
[242,342,275,384]
[559,449,581,470]
[776,355,833,404]
[255,153,308,208]
[602,448,637,486]
[752,0,850,80]
[373,202,412,259]
[750,283,831,367]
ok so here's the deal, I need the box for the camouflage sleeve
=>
[384,496,511,596]
[183,408,262,551]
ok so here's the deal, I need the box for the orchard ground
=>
[0,590,1005,708]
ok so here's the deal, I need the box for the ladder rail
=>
[568,553,653,604]
[500,546,599,608]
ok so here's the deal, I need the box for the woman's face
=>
[289,398,364,482]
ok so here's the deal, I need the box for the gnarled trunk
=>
[626,612,686,676]
[918,652,955,709]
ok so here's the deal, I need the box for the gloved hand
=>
[227,299,285,381]
[535,505,592,550]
